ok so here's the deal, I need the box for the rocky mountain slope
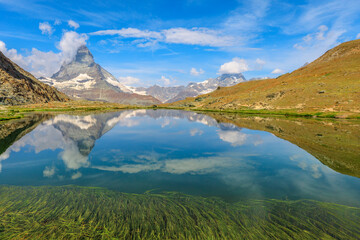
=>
[0,51,69,105]
[129,73,246,103]
[167,39,360,112]
[40,46,160,106]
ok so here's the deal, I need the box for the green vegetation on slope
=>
[0,186,359,239]
[166,39,360,113]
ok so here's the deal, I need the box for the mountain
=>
[167,39,360,113]
[128,73,246,103]
[128,85,186,103]
[40,46,160,105]
[0,51,69,105]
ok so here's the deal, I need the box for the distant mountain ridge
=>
[129,73,246,103]
[167,39,360,113]
[40,46,160,106]
[0,51,69,105]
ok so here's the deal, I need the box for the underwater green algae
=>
[0,186,359,239]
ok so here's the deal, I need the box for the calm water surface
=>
[1,110,359,206]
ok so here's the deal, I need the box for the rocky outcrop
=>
[0,51,70,105]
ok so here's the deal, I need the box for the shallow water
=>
[0,109,359,206]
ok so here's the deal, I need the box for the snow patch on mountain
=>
[40,74,96,91]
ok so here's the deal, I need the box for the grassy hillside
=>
[167,39,360,113]
[0,186,359,239]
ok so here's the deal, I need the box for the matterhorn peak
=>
[39,45,160,105]
[74,45,94,65]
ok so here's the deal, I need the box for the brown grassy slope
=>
[167,39,360,112]
[0,51,70,105]
[206,113,360,178]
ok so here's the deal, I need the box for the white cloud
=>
[218,130,248,146]
[0,31,88,77]
[57,31,88,64]
[118,76,140,85]
[159,76,171,86]
[91,28,161,39]
[43,166,56,178]
[303,34,312,43]
[190,67,204,76]
[25,48,62,77]
[357,33,360,39]
[316,25,328,40]
[59,142,89,170]
[163,156,235,174]
[68,20,80,29]
[163,28,233,47]
[91,27,234,47]
[0,40,28,68]
[0,41,61,77]
[255,58,266,65]
[271,68,283,74]
[71,171,82,180]
[219,58,249,74]
[289,24,345,68]
[39,22,54,36]
[92,154,242,175]
[254,58,266,70]
[295,25,331,50]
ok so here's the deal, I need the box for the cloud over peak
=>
[58,31,88,64]
[219,58,249,74]
[0,31,88,77]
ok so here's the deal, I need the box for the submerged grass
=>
[0,185,359,239]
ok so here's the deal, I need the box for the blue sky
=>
[0,0,359,87]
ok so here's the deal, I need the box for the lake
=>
[0,109,360,239]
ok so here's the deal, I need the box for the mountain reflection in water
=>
[0,110,359,207]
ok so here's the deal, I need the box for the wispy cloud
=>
[91,27,234,47]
